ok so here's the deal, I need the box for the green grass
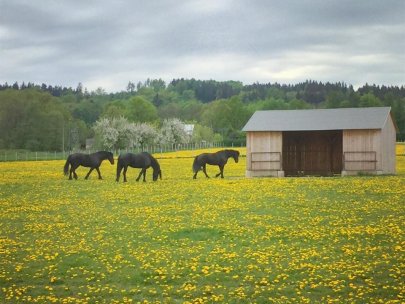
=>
[0,157,404,303]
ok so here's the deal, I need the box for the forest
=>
[0,79,404,152]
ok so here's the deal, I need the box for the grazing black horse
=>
[193,149,239,179]
[116,152,162,182]
[63,151,114,180]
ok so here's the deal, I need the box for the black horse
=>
[116,152,162,182]
[63,151,114,180]
[193,149,239,179]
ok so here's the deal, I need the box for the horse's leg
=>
[217,165,224,178]
[136,169,143,182]
[72,165,79,180]
[85,168,94,180]
[142,169,147,182]
[202,165,209,178]
[215,165,224,178]
[116,165,122,182]
[69,168,73,180]
[193,170,198,179]
[136,169,147,182]
[123,166,128,182]
[95,167,102,179]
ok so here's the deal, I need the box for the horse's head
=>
[150,155,161,181]
[108,152,115,165]
[233,150,240,163]
[153,169,162,181]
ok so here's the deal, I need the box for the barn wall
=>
[342,129,381,174]
[380,115,396,174]
[246,131,284,177]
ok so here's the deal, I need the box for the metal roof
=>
[242,107,392,131]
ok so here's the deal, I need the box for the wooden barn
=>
[242,107,397,177]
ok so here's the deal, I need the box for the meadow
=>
[0,146,404,303]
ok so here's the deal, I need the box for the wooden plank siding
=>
[381,114,396,174]
[342,129,381,173]
[246,131,283,177]
[342,115,396,175]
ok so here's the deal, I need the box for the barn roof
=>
[242,107,393,132]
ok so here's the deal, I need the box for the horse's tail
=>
[63,156,70,176]
[192,156,200,173]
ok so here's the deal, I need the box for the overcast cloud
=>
[1,0,404,92]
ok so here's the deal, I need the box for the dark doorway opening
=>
[282,130,343,176]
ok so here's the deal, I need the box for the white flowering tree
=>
[138,123,158,147]
[93,117,120,150]
[128,123,157,148]
[93,117,158,150]
[158,118,190,147]
[93,117,131,150]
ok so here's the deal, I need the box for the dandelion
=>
[0,146,403,302]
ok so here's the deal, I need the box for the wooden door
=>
[282,131,342,176]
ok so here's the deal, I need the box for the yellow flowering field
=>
[396,142,405,156]
[0,147,404,303]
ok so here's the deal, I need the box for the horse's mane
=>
[148,154,160,170]
[222,149,239,156]
[96,151,112,155]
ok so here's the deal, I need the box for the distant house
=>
[242,107,397,177]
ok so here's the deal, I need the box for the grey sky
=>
[1,0,404,92]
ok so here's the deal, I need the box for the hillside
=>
[0,80,404,151]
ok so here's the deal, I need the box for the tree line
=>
[0,79,404,151]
